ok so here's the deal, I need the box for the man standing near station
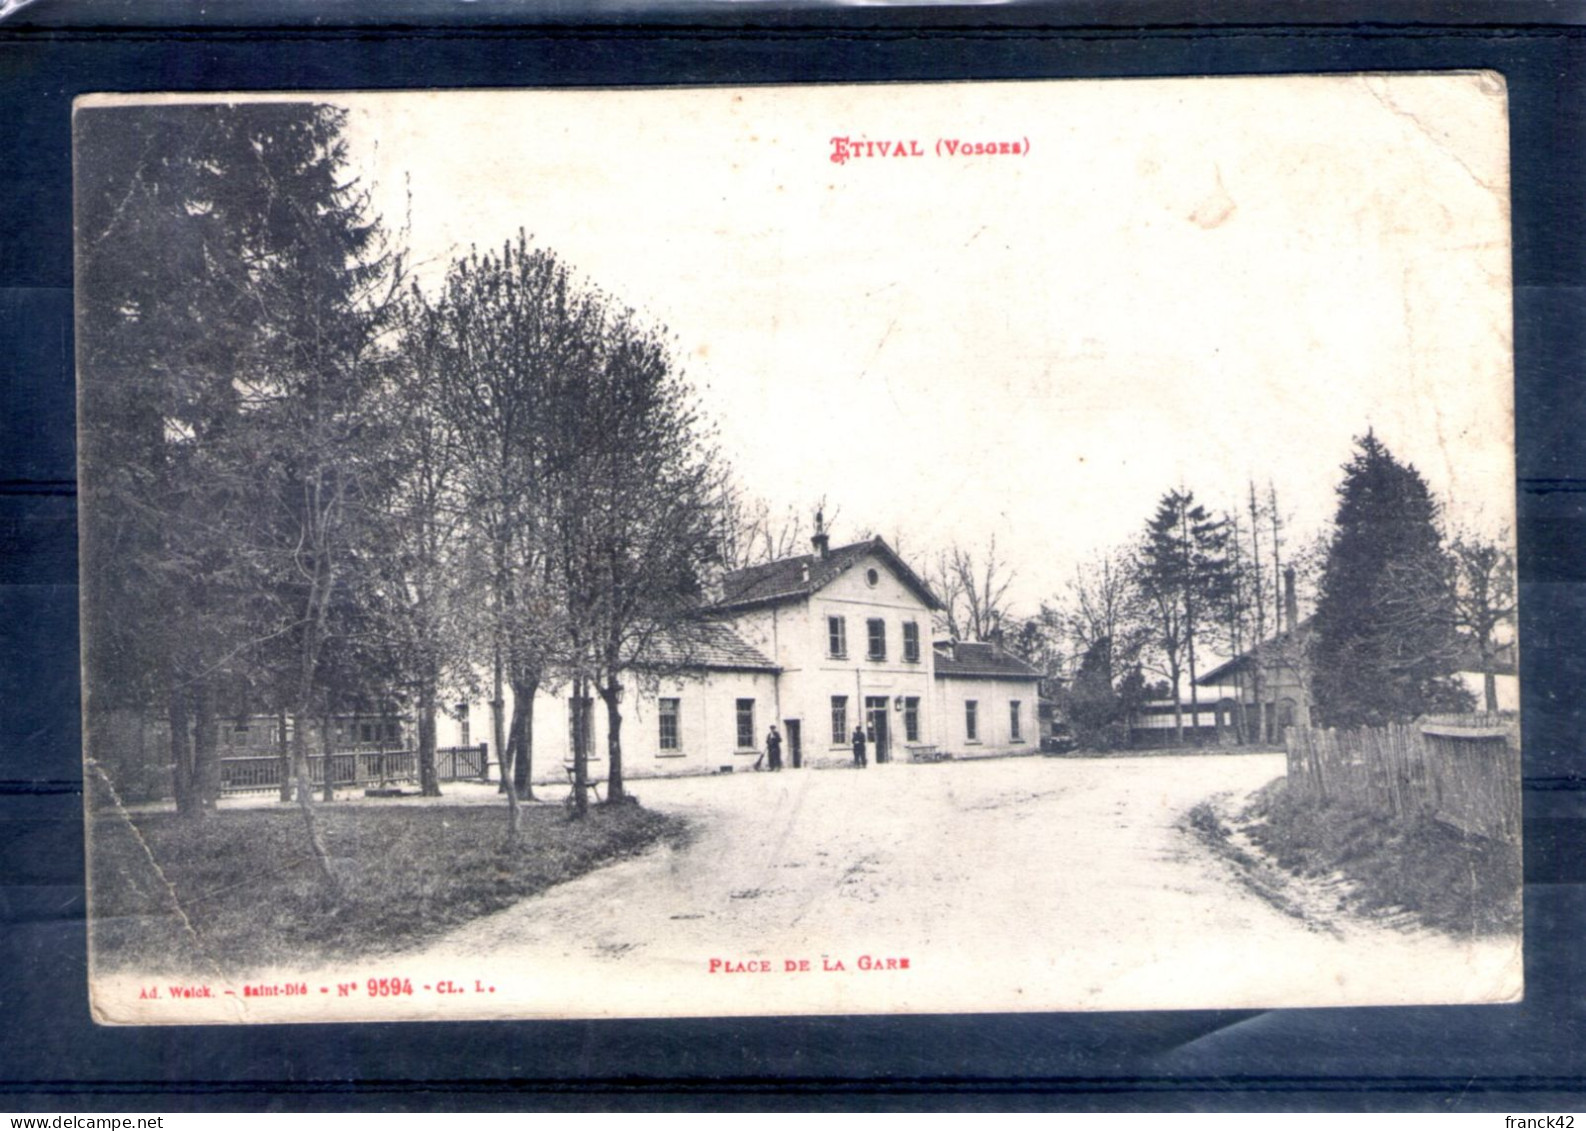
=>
[766,725,783,772]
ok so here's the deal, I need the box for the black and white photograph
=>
[76,76,1521,1024]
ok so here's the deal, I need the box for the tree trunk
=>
[495,648,521,843]
[291,505,339,892]
[500,720,517,794]
[601,681,625,803]
[291,709,339,896]
[1484,668,1499,713]
[1250,666,1268,744]
[168,687,194,817]
[1170,666,1184,746]
[492,648,507,787]
[509,674,538,800]
[418,682,441,797]
[320,712,336,802]
[512,699,532,798]
[571,674,589,820]
[277,705,291,802]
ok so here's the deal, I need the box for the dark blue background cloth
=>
[2,3,1584,1110]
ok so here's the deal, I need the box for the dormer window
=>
[828,615,847,659]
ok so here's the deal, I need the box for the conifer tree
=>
[77,102,397,826]
[78,103,402,888]
[1132,489,1232,744]
[1310,431,1472,726]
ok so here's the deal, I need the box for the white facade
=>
[933,673,1038,759]
[770,548,940,766]
[438,667,780,784]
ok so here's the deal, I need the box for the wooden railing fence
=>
[1284,714,1519,842]
[436,742,490,782]
[218,743,490,795]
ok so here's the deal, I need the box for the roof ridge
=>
[724,536,881,576]
[933,638,1042,680]
[713,534,942,612]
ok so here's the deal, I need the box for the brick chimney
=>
[811,508,829,560]
[1284,566,1298,635]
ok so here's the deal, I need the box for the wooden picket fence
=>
[436,741,490,782]
[1284,714,1520,842]
[218,744,489,795]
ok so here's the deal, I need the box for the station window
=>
[659,698,680,751]
[736,699,755,749]
[903,621,920,663]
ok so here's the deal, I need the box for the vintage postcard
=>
[77,76,1520,1024]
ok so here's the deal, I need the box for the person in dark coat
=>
[766,725,783,772]
[851,725,868,768]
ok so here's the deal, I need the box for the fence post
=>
[1285,715,1518,842]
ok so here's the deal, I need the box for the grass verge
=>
[89,798,687,974]
[1232,779,1521,937]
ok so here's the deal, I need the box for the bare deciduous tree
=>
[1059,552,1140,676]
[1449,529,1517,712]
[424,235,600,836]
[721,492,809,571]
[932,537,1016,643]
[361,296,477,797]
[548,305,731,811]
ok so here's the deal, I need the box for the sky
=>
[312,75,1513,616]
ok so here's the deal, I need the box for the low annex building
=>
[440,524,1043,780]
[1193,567,1312,745]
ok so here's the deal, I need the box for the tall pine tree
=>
[1310,431,1472,727]
[78,102,401,851]
[1132,489,1232,744]
[77,103,352,814]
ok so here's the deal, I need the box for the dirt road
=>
[385,753,1520,1018]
